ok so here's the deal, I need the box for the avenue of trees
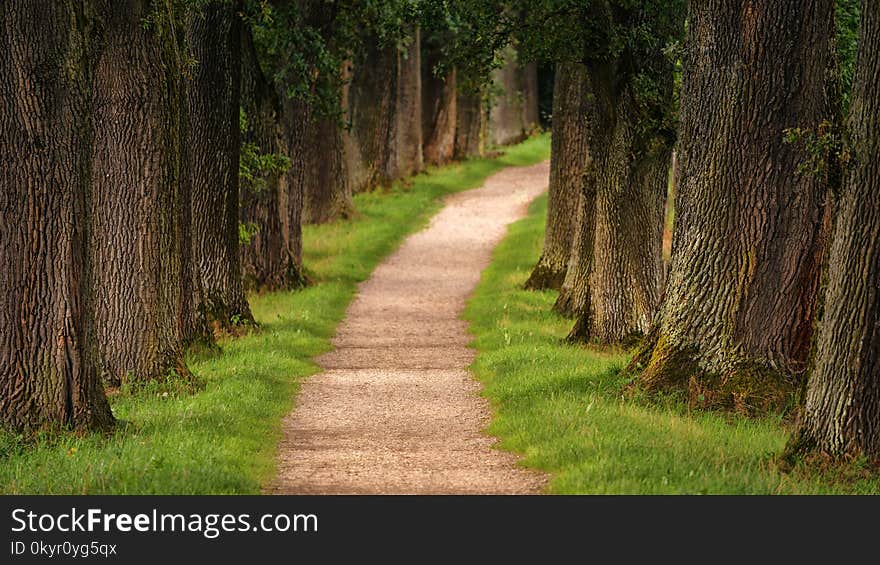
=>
[1,0,878,468]
[433,0,878,465]
[0,0,539,433]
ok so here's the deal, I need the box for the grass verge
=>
[464,193,880,494]
[0,135,551,494]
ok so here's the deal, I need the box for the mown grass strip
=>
[0,136,550,494]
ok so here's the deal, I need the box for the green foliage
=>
[420,1,684,149]
[0,136,550,494]
[238,108,291,194]
[238,221,260,245]
[463,192,880,494]
[836,0,860,112]
[242,0,419,120]
[784,120,851,181]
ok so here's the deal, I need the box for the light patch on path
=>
[267,160,550,494]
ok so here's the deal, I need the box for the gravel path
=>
[267,161,550,494]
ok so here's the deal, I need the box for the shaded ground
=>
[268,161,550,494]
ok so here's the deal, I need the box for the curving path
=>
[267,161,550,494]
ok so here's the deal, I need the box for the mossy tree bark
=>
[187,1,253,330]
[525,63,590,291]
[630,0,836,413]
[569,64,670,345]
[239,29,305,291]
[421,38,457,165]
[0,0,114,432]
[90,0,201,386]
[790,1,880,462]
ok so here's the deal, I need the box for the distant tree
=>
[421,31,459,165]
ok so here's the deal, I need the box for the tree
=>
[630,0,836,412]
[524,62,591,290]
[0,0,114,432]
[344,28,423,192]
[187,0,254,331]
[453,88,485,159]
[256,0,354,225]
[239,30,302,291]
[788,0,880,462]
[90,0,203,386]
[422,34,458,165]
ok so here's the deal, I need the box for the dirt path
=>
[267,161,550,494]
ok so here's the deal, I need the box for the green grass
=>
[464,193,880,494]
[0,135,551,494]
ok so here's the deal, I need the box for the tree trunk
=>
[789,1,880,462]
[525,63,590,290]
[521,61,540,133]
[279,100,316,283]
[553,181,597,318]
[90,0,199,386]
[344,39,398,192]
[630,0,835,413]
[297,99,354,224]
[488,46,526,147]
[569,68,669,345]
[0,0,114,432]
[187,1,253,331]
[239,28,304,291]
[453,88,485,159]
[391,27,423,178]
[345,30,422,192]
[422,41,457,165]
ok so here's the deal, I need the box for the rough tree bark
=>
[789,1,880,462]
[239,29,304,291]
[90,0,200,386]
[0,0,114,432]
[187,1,253,330]
[630,0,836,413]
[297,105,353,224]
[453,88,485,159]
[569,66,670,345]
[292,1,353,225]
[553,185,597,319]
[421,39,458,165]
[525,63,590,290]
